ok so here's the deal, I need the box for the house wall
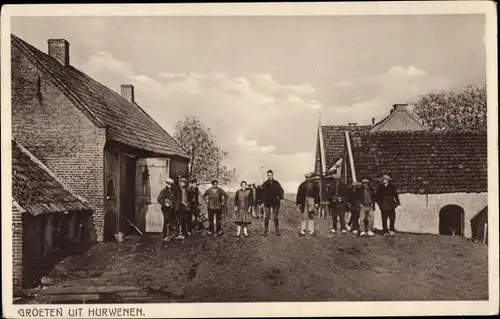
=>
[372,192,488,237]
[12,204,23,291]
[12,44,106,241]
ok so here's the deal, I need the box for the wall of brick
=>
[12,43,106,241]
[12,204,23,291]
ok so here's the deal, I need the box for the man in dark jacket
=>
[261,169,285,236]
[356,178,377,237]
[188,178,202,234]
[326,178,349,234]
[347,181,362,235]
[296,172,320,236]
[376,174,401,237]
[157,178,176,242]
[203,180,229,237]
[173,177,192,240]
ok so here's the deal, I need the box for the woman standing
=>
[234,181,254,237]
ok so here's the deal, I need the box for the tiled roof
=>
[348,130,487,194]
[321,125,371,170]
[12,34,188,159]
[12,140,92,216]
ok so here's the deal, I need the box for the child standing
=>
[234,181,254,237]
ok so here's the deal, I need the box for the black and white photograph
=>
[1,2,498,318]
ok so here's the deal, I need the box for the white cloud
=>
[83,54,320,190]
[324,65,453,125]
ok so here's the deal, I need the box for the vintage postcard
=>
[1,2,498,318]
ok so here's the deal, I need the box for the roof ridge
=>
[11,34,106,128]
[351,130,486,136]
[12,139,91,205]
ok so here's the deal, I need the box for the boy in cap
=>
[203,179,229,236]
[157,178,176,242]
[376,174,401,237]
[296,172,320,236]
[356,178,377,237]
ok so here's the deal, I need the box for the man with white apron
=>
[296,172,320,236]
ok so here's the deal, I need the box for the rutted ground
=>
[43,199,488,302]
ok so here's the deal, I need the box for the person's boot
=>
[274,220,281,236]
[264,219,269,236]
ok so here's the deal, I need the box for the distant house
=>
[314,123,371,178]
[12,139,94,291]
[11,35,190,241]
[370,104,426,132]
[342,130,488,238]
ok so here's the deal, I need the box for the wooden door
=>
[143,158,170,233]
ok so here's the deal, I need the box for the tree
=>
[174,116,236,184]
[412,84,487,131]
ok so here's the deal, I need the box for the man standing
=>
[357,178,377,237]
[347,181,362,235]
[188,178,203,233]
[296,173,320,236]
[157,178,176,242]
[261,169,285,236]
[376,175,401,237]
[174,177,191,240]
[203,180,229,237]
[327,178,349,234]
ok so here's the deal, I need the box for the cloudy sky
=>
[11,14,486,191]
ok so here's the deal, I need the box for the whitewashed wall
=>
[372,192,488,238]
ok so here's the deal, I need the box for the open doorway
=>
[121,156,137,235]
[439,204,465,236]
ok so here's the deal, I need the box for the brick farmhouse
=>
[11,34,190,243]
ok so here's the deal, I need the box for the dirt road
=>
[45,199,488,302]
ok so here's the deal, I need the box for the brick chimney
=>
[348,122,357,127]
[393,104,408,111]
[48,39,70,66]
[120,85,135,103]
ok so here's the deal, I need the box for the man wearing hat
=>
[326,177,349,234]
[376,174,401,237]
[296,172,320,236]
[157,178,176,242]
[356,178,377,237]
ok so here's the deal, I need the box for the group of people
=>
[157,169,401,241]
[156,169,285,241]
[297,172,401,237]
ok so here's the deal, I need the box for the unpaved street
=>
[44,199,488,302]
